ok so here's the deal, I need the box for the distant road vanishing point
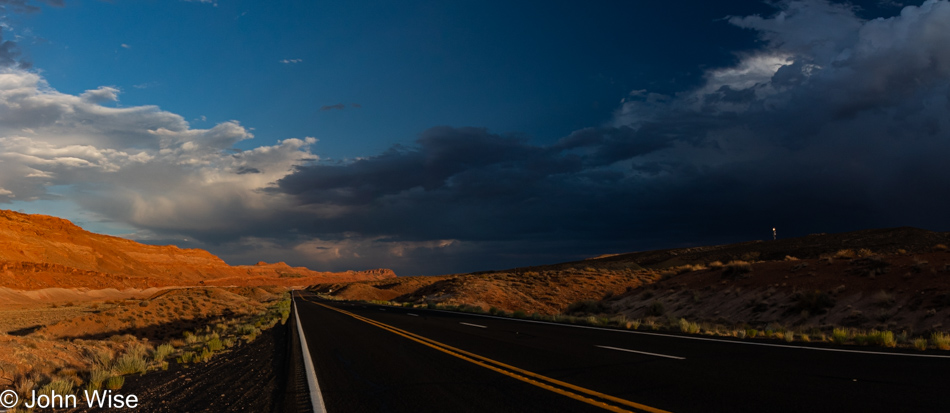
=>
[291,291,950,413]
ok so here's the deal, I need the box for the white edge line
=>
[377,306,950,359]
[294,292,328,413]
[460,322,488,329]
[407,313,419,316]
[596,345,685,360]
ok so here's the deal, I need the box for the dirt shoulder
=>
[65,322,296,413]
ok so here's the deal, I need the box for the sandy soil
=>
[0,286,289,407]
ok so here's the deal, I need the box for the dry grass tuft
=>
[721,261,753,279]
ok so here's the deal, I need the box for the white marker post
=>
[773,227,777,241]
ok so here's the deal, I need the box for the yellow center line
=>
[296,294,672,413]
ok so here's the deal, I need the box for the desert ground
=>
[0,209,390,412]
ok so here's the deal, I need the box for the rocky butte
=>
[0,209,395,291]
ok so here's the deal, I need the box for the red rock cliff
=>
[0,209,395,290]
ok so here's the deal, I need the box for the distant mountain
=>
[0,209,394,290]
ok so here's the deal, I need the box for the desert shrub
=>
[834,249,856,259]
[707,261,724,269]
[207,337,224,352]
[784,255,799,261]
[113,353,147,375]
[934,244,949,252]
[512,310,527,318]
[199,347,213,362]
[931,332,950,350]
[740,251,761,261]
[457,304,484,313]
[105,376,124,390]
[126,342,148,358]
[153,344,174,362]
[784,331,795,342]
[184,331,198,344]
[914,338,928,351]
[721,261,753,279]
[88,368,110,387]
[678,318,700,334]
[673,264,706,274]
[15,376,36,397]
[38,379,74,398]
[566,300,609,315]
[179,351,195,364]
[90,349,113,368]
[867,330,896,348]
[647,300,665,316]
[791,290,835,315]
[236,324,260,340]
[831,328,850,345]
[626,319,641,330]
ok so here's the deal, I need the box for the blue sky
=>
[1,0,948,275]
[15,1,781,156]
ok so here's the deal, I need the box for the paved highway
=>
[292,291,950,412]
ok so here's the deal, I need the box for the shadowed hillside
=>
[311,227,950,335]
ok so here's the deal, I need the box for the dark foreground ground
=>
[66,320,308,413]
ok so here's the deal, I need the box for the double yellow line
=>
[297,295,671,413]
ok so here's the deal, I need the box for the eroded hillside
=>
[311,227,950,335]
[0,209,395,291]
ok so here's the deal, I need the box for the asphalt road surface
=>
[293,291,950,413]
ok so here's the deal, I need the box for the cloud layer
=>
[272,0,950,272]
[0,70,317,238]
[3,0,950,275]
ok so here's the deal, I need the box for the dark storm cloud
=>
[263,0,950,275]
[0,34,24,68]
[319,104,346,111]
[275,122,703,249]
[0,0,62,68]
